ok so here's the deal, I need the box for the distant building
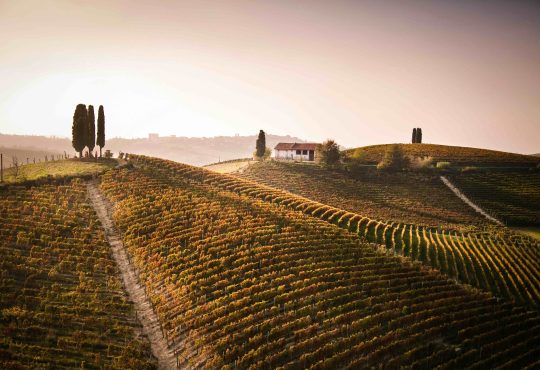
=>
[148,133,159,141]
[274,143,319,161]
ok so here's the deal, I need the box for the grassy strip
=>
[1,159,115,184]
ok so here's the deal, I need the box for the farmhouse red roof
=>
[274,143,319,150]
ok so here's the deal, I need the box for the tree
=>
[377,144,407,170]
[87,105,96,156]
[417,128,422,144]
[317,140,341,166]
[12,156,19,177]
[412,128,417,143]
[255,130,266,158]
[263,147,271,160]
[96,105,105,157]
[72,104,87,158]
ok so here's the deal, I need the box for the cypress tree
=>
[72,104,87,158]
[412,128,417,143]
[256,130,266,158]
[87,105,96,156]
[417,128,422,144]
[96,105,105,157]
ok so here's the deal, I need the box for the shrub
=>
[316,140,342,167]
[253,147,271,161]
[377,144,407,170]
[461,166,479,172]
[344,149,369,173]
[409,156,434,170]
[436,161,451,169]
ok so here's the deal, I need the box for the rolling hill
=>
[240,161,486,230]
[2,154,540,368]
[447,171,540,227]
[101,155,540,368]
[345,143,540,167]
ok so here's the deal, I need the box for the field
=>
[204,159,253,174]
[1,159,114,184]
[240,161,485,230]
[447,171,540,226]
[0,179,155,368]
[96,155,540,368]
[512,227,540,241]
[1,152,539,368]
[236,160,540,307]
[346,143,540,167]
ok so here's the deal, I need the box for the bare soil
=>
[87,180,178,370]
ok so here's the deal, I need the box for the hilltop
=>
[345,143,539,167]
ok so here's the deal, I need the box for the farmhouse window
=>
[296,150,301,155]
[302,150,307,155]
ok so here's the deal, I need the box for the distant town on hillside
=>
[0,133,308,167]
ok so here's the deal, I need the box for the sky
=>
[0,0,539,153]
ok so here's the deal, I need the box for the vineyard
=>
[97,155,540,368]
[345,143,540,167]
[448,171,540,226]
[0,179,155,369]
[240,161,486,230]
[126,156,540,309]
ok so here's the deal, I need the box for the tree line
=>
[72,104,106,158]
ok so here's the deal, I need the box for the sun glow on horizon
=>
[1,0,539,152]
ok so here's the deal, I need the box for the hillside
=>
[204,158,253,173]
[1,159,114,184]
[346,143,540,167]
[447,171,540,226]
[236,161,540,306]
[240,161,485,230]
[98,156,540,368]
[0,146,63,167]
[1,156,539,368]
[0,179,155,368]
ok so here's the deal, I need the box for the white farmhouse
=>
[274,143,319,161]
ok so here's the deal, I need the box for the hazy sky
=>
[1,0,539,153]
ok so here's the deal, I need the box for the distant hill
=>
[0,133,306,166]
[346,143,540,167]
[0,146,63,166]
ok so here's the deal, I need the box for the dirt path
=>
[440,175,503,226]
[87,180,178,370]
[204,159,253,174]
